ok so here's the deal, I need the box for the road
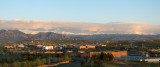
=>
[51,57,84,67]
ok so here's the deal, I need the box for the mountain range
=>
[0,30,69,40]
[0,30,160,40]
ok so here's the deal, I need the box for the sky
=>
[0,0,160,24]
[0,0,160,35]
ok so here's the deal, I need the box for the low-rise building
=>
[78,51,85,53]
[119,56,160,63]
[35,45,43,48]
[87,45,96,49]
[4,46,15,49]
[90,51,128,57]
[78,45,96,49]
[79,46,86,49]
[42,46,53,50]
[18,44,25,48]
[66,50,73,53]
[56,51,63,54]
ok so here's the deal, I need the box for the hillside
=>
[0,30,160,40]
[69,34,160,40]
[0,30,69,40]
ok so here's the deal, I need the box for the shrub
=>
[3,63,9,67]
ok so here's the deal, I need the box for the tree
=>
[90,59,94,67]
[11,58,15,63]
[41,59,46,65]
[63,54,71,61]
[106,53,114,61]
[96,59,103,67]
[30,61,36,67]
[90,52,114,67]
[35,58,41,66]
[81,60,86,67]
[108,53,114,61]
[3,63,9,67]
[22,62,28,67]
[13,62,19,67]
[17,56,22,61]
[6,58,10,63]
[100,52,107,61]
[27,63,32,67]
[12,62,22,67]
[0,64,2,67]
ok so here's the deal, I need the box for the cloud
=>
[0,19,160,35]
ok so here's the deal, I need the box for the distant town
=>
[1,39,160,67]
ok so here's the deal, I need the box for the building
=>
[78,51,85,53]
[42,46,53,50]
[4,46,15,49]
[18,44,24,48]
[87,45,96,49]
[96,45,107,47]
[119,56,160,63]
[79,46,86,49]
[100,45,107,47]
[35,45,43,48]
[118,50,160,63]
[78,45,96,49]
[90,51,128,57]
[66,50,73,53]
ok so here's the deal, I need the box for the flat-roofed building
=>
[78,45,96,49]
[119,56,160,63]
[42,46,53,50]
[18,44,24,48]
[90,51,128,58]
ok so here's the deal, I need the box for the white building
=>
[118,56,160,63]
[42,46,53,50]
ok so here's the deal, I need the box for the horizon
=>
[0,19,160,35]
[1,29,160,36]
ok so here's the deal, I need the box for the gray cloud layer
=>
[0,19,160,35]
